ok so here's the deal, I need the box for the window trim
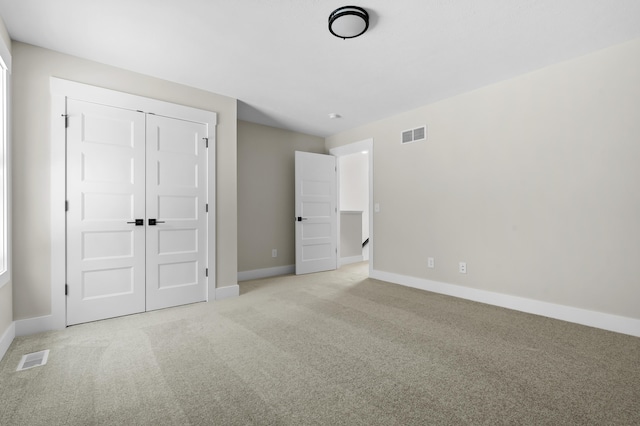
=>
[0,34,10,290]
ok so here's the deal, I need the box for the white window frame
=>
[0,35,11,290]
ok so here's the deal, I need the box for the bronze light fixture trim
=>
[328,6,369,39]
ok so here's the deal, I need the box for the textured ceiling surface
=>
[0,0,639,136]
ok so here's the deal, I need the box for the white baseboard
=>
[371,270,640,338]
[15,315,56,337]
[238,265,295,282]
[0,321,15,362]
[215,284,240,300]
[340,255,364,266]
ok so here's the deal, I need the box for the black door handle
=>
[297,217,308,222]
[127,219,144,226]
[148,218,166,226]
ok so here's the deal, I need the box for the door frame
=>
[50,78,217,328]
[330,138,374,277]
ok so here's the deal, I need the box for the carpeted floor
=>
[1,262,639,425]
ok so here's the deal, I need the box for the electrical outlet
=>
[428,257,435,269]
[459,262,467,274]
[272,249,277,258]
[374,203,380,213]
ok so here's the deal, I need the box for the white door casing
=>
[145,114,208,311]
[330,138,374,276]
[66,100,147,325]
[50,78,217,332]
[295,151,337,275]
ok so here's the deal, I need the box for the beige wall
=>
[326,39,640,320]
[237,120,324,272]
[339,152,369,243]
[0,16,11,338]
[0,14,8,49]
[12,42,237,320]
[0,283,11,336]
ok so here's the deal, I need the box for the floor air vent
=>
[16,350,50,371]
[401,125,427,144]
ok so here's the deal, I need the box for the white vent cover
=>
[401,125,427,144]
[16,350,50,371]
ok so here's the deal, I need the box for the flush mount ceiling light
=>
[328,6,369,39]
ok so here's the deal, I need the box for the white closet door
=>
[145,114,208,311]
[66,100,146,325]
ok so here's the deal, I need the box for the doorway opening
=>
[330,139,373,277]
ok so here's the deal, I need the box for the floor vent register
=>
[16,350,50,371]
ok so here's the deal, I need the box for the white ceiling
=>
[0,0,639,137]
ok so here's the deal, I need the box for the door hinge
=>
[206,203,209,213]
[61,114,69,128]
[203,137,209,148]
[65,284,68,296]
[205,268,209,277]
[65,200,69,211]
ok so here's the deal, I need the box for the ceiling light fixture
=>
[328,6,369,39]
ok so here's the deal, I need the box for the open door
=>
[295,151,337,275]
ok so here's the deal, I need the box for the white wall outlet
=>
[374,203,380,213]
[272,249,277,258]
[459,262,467,274]
[428,257,435,269]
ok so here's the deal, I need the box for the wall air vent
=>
[401,125,427,144]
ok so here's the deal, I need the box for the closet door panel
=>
[145,114,208,311]
[66,100,146,325]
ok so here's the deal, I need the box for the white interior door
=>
[67,101,209,325]
[295,151,337,274]
[145,114,208,311]
[66,100,146,325]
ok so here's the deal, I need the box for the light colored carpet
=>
[1,262,639,425]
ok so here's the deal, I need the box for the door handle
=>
[148,218,166,226]
[297,217,308,222]
[127,219,144,226]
